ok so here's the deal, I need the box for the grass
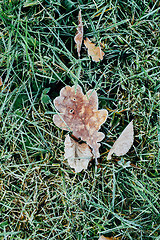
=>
[0,0,160,239]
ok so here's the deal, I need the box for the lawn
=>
[0,0,160,239]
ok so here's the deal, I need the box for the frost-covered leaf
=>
[74,9,83,58]
[53,85,108,164]
[84,38,104,62]
[64,135,93,172]
[107,120,134,160]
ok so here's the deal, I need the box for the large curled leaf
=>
[74,9,83,58]
[107,120,134,160]
[64,135,93,172]
[53,85,108,164]
[84,38,105,62]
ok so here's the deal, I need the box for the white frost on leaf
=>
[64,135,93,173]
[53,85,108,165]
[84,37,105,62]
[74,9,83,58]
[107,120,134,160]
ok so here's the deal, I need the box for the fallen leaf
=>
[84,37,105,62]
[0,77,2,87]
[99,236,109,240]
[98,235,118,240]
[64,135,93,172]
[107,120,134,160]
[74,9,83,58]
[53,85,108,164]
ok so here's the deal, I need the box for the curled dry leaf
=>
[74,9,83,58]
[107,120,134,160]
[53,85,108,164]
[64,135,93,172]
[84,37,105,62]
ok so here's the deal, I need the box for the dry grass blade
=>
[64,135,93,172]
[53,85,108,164]
[84,37,105,62]
[107,120,134,160]
[74,9,83,58]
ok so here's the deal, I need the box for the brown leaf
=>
[98,236,119,240]
[107,120,134,160]
[0,76,3,87]
[74,9,83,58]
[84,37,105,62]
[64,135,93,172]
[53,85,108,164]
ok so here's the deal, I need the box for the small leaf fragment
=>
[0,76,2,87]
[74,9,83,58]
[107,120,134,160]
[84,37,105,62]
[53,85,108,164]
[64,135,93,172]
[98,236,118,240]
